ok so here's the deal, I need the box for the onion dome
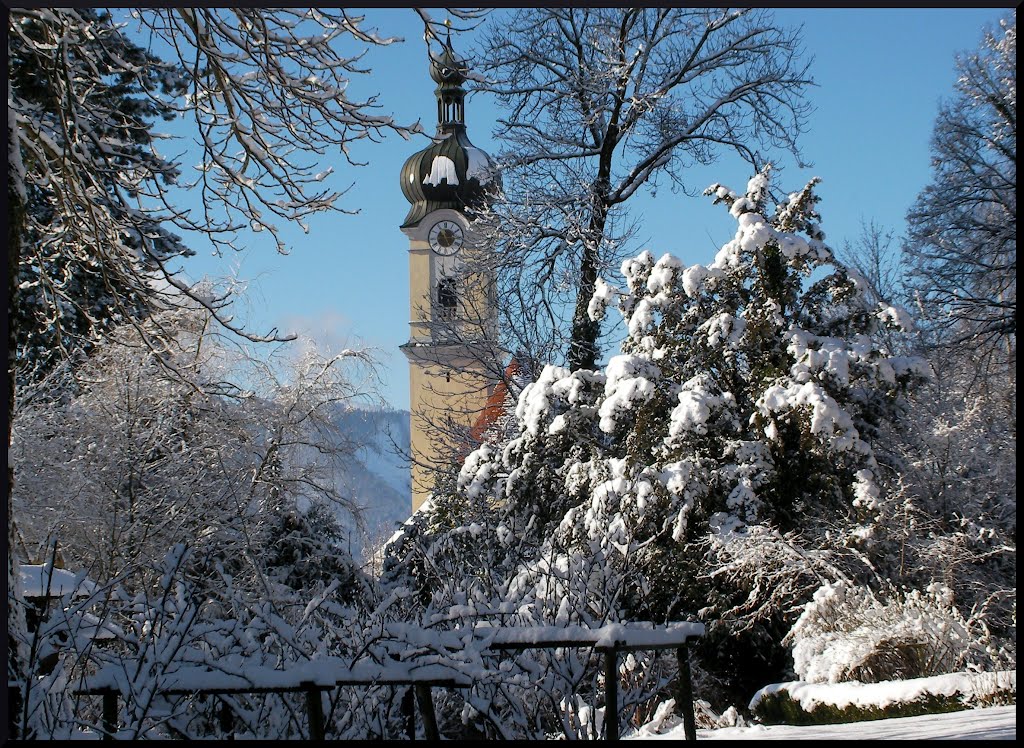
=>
[400,39,500,228]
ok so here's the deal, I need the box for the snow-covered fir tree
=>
[389,168,934,713]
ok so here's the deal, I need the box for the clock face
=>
[428,220,464,256]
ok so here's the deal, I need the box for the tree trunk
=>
[7,164,27,739]
[567,128,617,372]
[567,209,607,372]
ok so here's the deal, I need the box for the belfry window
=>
[437,277,458,320]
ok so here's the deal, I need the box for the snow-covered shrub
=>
[375,431,682,740]
[862,357,1017,666]
[14,538,383,740]
[637,697,748,736]
[9,303,382,739]
[379,501,673,740]
[787,581,972,684]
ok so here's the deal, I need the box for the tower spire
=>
[429,35,468,133]
[400,35,499,229]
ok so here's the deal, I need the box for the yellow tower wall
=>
[401,210,499,512]
[405,349,492,510]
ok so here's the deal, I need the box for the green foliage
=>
[263,503,369,605]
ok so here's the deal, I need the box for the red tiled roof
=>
[469,358,522,444]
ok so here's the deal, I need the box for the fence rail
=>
[70,622,704,741]
[75,665,470,741]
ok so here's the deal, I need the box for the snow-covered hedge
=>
[750,670,1016,725]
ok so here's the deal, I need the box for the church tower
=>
[399,40,500,512]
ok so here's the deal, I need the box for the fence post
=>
[303,684,325,741]
[401,686,415,740]
[414,685,440,741]
[603,648,619,741]
[676,645,696,741]
[101,689,117,741]
[219,698,234,740]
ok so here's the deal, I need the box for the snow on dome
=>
[399,36,500,227]
[423,155,459,187]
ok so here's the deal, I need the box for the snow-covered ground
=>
[632,706,1016,741]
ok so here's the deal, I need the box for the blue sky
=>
[160,8,1011,411]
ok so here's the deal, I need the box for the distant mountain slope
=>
[329,408,412,562]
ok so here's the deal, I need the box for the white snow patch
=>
[729,197,756,217]
[876,303,915,331]
[588,277,617,321]
[749,671,1016,714]
[17,565,96,598]
[669,377,726,437]
[422,155,459,186]
[599,355,660,433]
[646,253,683,295]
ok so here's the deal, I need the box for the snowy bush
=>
[378,509,674,739]
[8,303,385,739]
[787,581,972,684]
[13,539,391,740]
[863,364,1017,662]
